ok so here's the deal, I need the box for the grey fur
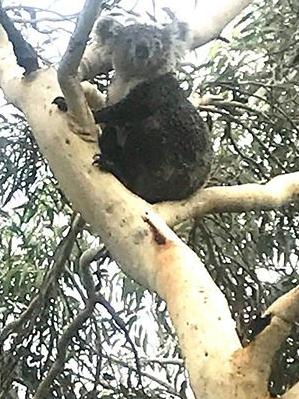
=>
[93,18,192,104]
[91,17,212,203]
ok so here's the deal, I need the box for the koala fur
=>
[90,18,192,105]
[94,73,212,203]
[84,18,212,203]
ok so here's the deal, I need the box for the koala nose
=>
[135,44,149,59]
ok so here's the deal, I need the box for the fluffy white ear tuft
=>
[92,17,123,46]
[165,20,193,58]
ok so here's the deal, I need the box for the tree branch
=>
[230,285,299,397]
[106,355,181,397]
[282,382,299,399]
[0,35,241,392]
[57,0,102,141]
[0,214,84,346]
[95,292,144,390]
[0,4,39,74]
[1,4,298,399]
[155,172,299,226]
[189,0,252,50]
[252,285,299,364]
[33,299,97,399]
[33,235,98,399]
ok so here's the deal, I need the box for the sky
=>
[4,0,232,26]
[4,0,228,15]
[1,0,237,102]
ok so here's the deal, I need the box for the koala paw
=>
[93,153,116,173]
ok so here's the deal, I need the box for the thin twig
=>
[33,235,98,399]
[0,213,84,346]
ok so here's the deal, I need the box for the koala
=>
[57,18,213,203]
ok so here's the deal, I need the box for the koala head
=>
[113,24,174,79]
[94,17,191,80]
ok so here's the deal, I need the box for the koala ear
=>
[176,22,191,43]
[93,17,123,45]
[166,20,191,45]
[164,20,192,58]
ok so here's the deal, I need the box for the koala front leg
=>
[81,81,106,111]
[95,125,125,182]
[93,89,152,124]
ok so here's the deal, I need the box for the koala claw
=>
[93,153,116,174]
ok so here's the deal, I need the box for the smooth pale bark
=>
[57,0,101,141]
[231,286,299,397]
[189,0,252,49]
[0,26,241,399]
[282,383,299,399]
[155,172,299,226]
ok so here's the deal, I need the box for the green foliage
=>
[0,0,298,398]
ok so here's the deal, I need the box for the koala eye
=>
[154,39,162,50]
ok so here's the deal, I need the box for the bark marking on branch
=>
[143,213,167,245]
[1,3,299,398]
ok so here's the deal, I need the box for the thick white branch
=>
[282,382,299,399]
[267,285,299,324]
[58,0,100,78]
[189,0,252,49]
[1,4,297,397]
[0,25,241,399]
[155,173,299,226]
[230,285,299,397]
[253,285,299,365]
